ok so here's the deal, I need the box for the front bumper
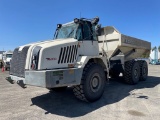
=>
[10,68,83,88]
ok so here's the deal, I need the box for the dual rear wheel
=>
[124,60,148,85]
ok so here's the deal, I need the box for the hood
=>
[23,38,78,70]
[18,39,55,51]
[38,38,78,69]
[18,38,77,51]
[37,38,77,48]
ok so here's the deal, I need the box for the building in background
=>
[149,47,160,64]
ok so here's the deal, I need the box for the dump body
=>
[98,26,151,61]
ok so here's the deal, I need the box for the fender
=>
[75,56,109,69]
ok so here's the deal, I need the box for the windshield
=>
[55,23,78,39]
[6,54,12,58]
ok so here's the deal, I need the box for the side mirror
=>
[95,24,101,36]
[57,24,62,29]
[74,18,79,24]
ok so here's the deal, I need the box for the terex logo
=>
[46,58,57,60]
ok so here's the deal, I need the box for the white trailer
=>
[9,17,151,102]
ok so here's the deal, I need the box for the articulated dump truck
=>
[9,17,151,102]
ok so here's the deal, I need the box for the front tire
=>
[73,63,106,102]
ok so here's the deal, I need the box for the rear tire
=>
[139,61,148,81]
[124,61,140,85]
[73,63,106,102]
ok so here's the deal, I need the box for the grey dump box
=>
[98,26,151,61]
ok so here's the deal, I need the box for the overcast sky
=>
[0,0,159,51]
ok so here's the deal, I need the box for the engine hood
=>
[38,38,79,69]
[18,38,77,51]
[24,38,79,70]
[18,39,55,51]
[37,38,78,48]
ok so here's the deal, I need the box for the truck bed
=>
[98,26,151,61]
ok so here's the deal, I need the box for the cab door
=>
[77,21,99,56]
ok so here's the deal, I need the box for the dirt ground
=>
[0,64,160,120]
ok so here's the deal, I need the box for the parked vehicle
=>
[9,17,151,102]
[2,51,13,70]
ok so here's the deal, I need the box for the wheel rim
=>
[92,77,98,88]
[90,73,102,93]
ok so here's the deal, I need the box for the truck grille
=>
[10,46,30,77]
[58,45,78,64]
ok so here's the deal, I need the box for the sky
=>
[0,0,160,51]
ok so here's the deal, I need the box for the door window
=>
[82,22,97,40]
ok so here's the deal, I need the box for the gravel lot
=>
[0,65,160,120]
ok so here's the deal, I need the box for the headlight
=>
[31,46,42,70]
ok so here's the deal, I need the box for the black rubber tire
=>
[48,86,67,92]
[124,61,140,85]
[139,61,148,81]
[73,63,106,102]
